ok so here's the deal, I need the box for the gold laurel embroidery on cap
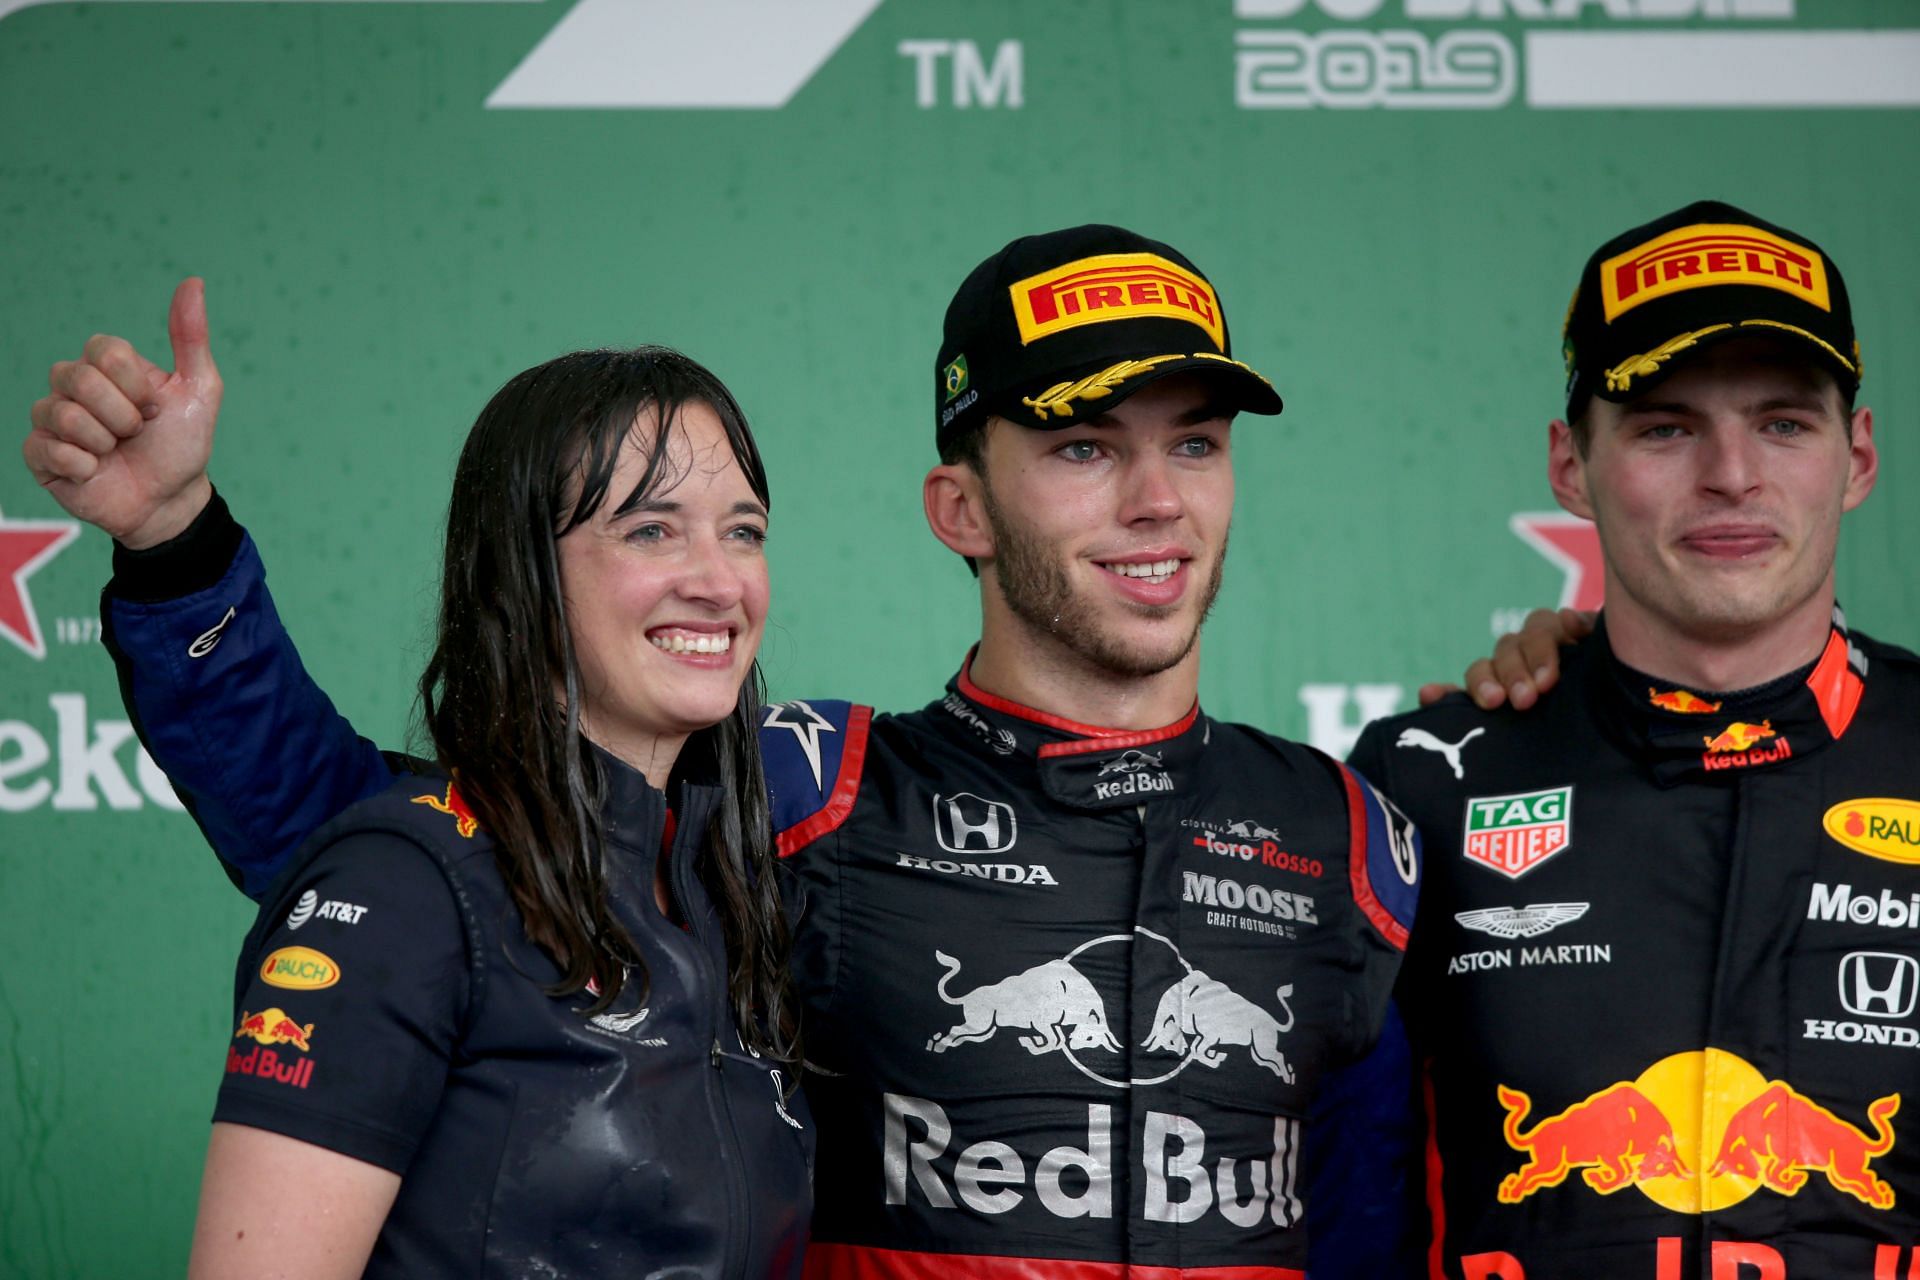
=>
[1020,355,1184,420]
[1737,319,1857,375]
[1604,324,1732,393]
[1561,286,1582,377]
[1187,351,1274,387]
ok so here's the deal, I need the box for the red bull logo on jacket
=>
[884,1094,1303,1231]
[1494,1048,1899,1216]
[412,780,480,837]
[1701,720,1791,771]
[1648,686,1722,715]
[1142,971,1296,1083]
[229,1007,317,1089]
[923,928,1300,1089]
[1703,719,1775,753]
[235,1007,314,1051]
[1496,1082,1690,1203]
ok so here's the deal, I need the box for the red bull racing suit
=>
[101,494,1421,1278]
[1349,613,1920,1280]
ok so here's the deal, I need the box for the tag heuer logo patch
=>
[1463,786,1572,880]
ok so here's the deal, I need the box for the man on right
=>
[1351,200,1917,1278]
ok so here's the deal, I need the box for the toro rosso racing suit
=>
[766,661,1418,1276]
[1349,612,1920,1280]
[101,497,1421,1278]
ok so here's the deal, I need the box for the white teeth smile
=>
[1103,559,1181,583]
[651,632,731,655]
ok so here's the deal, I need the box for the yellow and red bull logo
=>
[1648,686,1721,715]
[235,1007,315,1051]
[1823,798,1920,866]
[413,780,480,837]
[1009,252,1224,349]
[1703,720,1774,753]
[1495,1049,1898,1215]
[230,1008,316,1090]
[1600,223,1831,322]
[1496,1081,1690,1204]
[1700,720,1791,772]
[259,945,339,991]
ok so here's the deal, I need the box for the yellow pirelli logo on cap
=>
[1601,223,1830,322]
[1009,253,1224,349]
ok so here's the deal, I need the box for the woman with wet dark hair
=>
[188,346,811,1278]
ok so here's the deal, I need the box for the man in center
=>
[766,226,1418,1274]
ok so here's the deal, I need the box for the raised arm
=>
[25,280,400,897]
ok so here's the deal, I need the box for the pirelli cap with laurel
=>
[1563,199,1861,415]
[934,224,1282,452]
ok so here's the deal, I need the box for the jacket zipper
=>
[674,814,752,1280]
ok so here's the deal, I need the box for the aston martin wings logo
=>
[1455,903,1590,940]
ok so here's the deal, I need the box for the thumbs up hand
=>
[24,277,223,548]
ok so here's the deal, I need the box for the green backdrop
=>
[3,1,1916,1273]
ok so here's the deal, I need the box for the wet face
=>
[1553,338,1875,647]
[976,374,1234,679]
[557,402,770,769]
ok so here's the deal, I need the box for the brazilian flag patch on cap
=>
[943,354,969,403]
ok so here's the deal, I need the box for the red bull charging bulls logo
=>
[413,780,480,837]
[1648,687,1722,715]
[229,1007,317,1090]
[925,928,1297,1090]
[1699,719,1793,772]
[1496,1049,1899,1214]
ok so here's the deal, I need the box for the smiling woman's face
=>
[558,400,770,774]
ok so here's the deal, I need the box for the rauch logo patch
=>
[260,946,341,991]
[1823,799,1920,866]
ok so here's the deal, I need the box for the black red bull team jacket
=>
[1349,613,1920,1280]
[100,496,1419,1279]
[761,660,1418,1278]
[218,760,812,1277]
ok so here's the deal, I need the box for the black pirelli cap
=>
[934,224,1282,454]
[1562,199,1861,416]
